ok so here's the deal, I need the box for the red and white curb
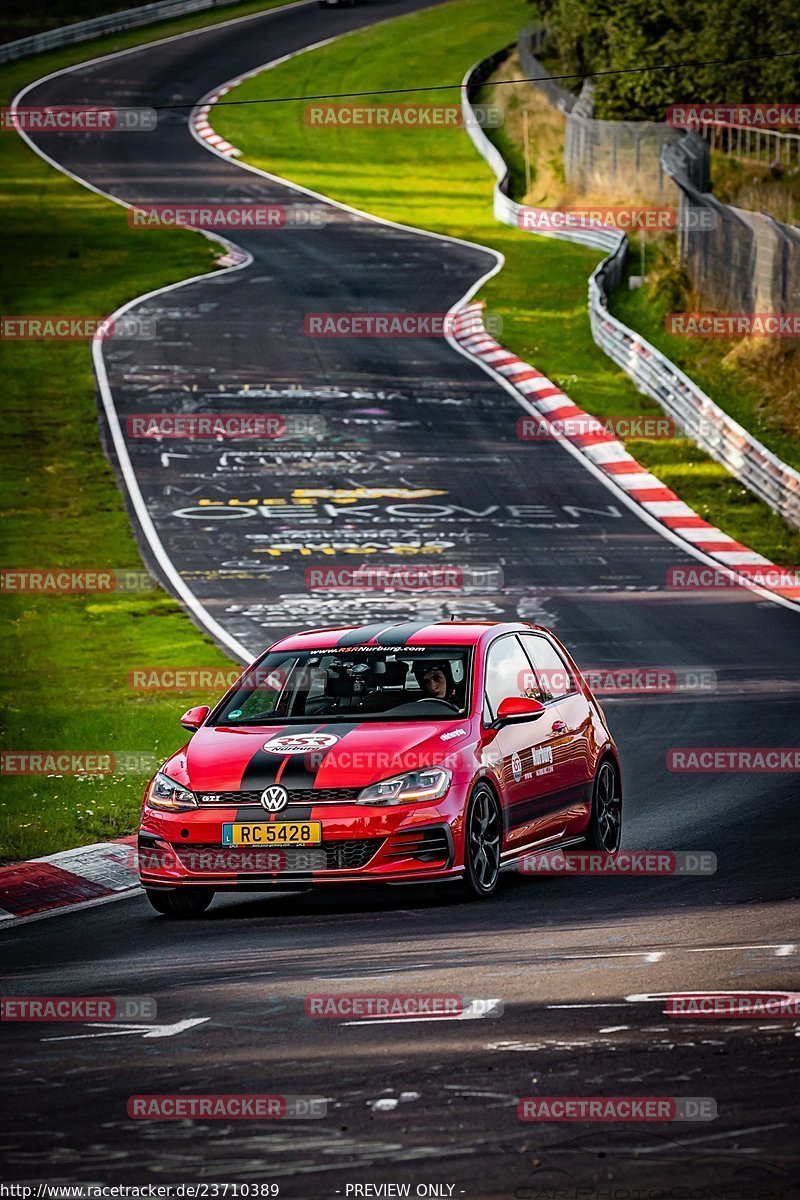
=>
[0,837,138,923]
[193,83,241,157]
[451,302,800,605]
[191,75,270,271]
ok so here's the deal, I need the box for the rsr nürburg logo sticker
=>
[263,733,340,755]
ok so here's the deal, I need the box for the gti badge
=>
[260,784,289,812]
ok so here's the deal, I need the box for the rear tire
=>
[584,759,622,852]
[145,887,214,918]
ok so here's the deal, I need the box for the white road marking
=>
[42,1017,209,1041]
[684,944,798,953]
[343,999,503,1026]
[547,1003,627,1010]
[603,1122,786,1153]
[626,989,799,1002]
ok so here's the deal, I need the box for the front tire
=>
[585,759,622,852]
[462,784,502,898]
[145,887,214,918]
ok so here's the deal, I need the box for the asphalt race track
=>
[3,0,800,1194]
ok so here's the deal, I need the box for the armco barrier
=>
[461,55,800,530]
[0,0,250,64]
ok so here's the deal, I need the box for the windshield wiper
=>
[217,713,282,726]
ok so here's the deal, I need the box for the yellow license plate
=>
[221,822,322,846]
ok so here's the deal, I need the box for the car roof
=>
[269,620,543,653]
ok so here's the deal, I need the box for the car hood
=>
[165,719,474,792]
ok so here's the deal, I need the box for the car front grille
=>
[196,787,361,806]
[170,838,382,873]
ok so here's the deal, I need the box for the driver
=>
[419,661,461,707]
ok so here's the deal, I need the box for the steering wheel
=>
[416,698,460,712]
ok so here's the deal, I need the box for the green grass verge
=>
[214,0,800,571]
[0,1,300,861]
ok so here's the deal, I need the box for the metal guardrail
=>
[461,55,800,530]
[0,0,246,63]
[692,120,800,169]
[463,48,621,257]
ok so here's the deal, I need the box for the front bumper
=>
[138,794,465,890]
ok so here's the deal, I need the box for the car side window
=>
[519,635,577,702]
[484,636,540,719]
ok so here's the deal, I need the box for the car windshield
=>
[210,646,472,725]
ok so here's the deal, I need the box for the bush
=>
[538,0,800,122]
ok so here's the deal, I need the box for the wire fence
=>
[517,24,577,114]
[566,82,690,202]
[518,25,800,315]
[461,55,800,531]
[519,27,693,202]
[663,139,800,312]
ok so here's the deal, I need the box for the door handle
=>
[551,720,566,733]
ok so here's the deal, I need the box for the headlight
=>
[147,771,197,811]
[357,766,451,806]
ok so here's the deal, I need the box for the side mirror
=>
[180,705,210,731]
[495,695,545,724]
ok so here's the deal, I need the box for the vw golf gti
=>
[139,621,622,915]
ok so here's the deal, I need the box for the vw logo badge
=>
[260,784,289,812]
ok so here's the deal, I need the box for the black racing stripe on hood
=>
[278,722,362,793]
[372,622,433,646]
[336,624,393,647]
[238,723,322,792]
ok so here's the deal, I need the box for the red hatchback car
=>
[139,621,622,916]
